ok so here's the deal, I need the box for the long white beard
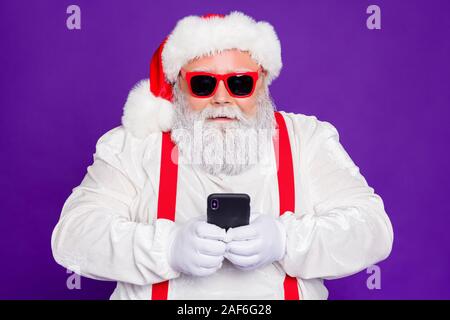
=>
[170,80,276,176]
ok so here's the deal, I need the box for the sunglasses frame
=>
[181,68,260,98]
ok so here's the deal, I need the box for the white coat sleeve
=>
[51,127,180,286]
[278,119,394,280]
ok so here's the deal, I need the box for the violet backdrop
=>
[1,0,449,299]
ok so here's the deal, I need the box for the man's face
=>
[171,49,275,176]
[177,49,266,120]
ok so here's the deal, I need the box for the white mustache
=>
[199,106,248,123]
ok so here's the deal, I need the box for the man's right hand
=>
[168,218,227,277]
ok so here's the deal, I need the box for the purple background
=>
[1,0,449,299]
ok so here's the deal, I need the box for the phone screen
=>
[207,193,250,230]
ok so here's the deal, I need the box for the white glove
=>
[168,218,227,277]
[225,213,286,271]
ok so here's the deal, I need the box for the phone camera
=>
[211,199,219,211]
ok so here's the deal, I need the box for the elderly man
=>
[51,11,393,300]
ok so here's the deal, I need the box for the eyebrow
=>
[190,67,255,73]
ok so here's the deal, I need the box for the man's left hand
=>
[225,214,286,271]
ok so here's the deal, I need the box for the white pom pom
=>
[121,79,175,139]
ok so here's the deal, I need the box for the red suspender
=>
[273,112,301,300]
[151,132,179,300]
[151,112,300,300]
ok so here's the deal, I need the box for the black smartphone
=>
[207,193,250,230]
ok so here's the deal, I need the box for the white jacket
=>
[51,110,393,299]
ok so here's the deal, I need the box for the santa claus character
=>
[51,11,393,300]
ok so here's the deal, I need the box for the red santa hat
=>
[122,11,282,139]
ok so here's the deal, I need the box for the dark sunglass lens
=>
[190,76,217,96]
[227,75,254,96]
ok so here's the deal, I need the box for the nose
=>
[211,80,232,106]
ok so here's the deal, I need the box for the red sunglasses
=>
[180,68,260,98]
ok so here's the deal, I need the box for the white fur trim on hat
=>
[162,11,282,85]
[121,79,175,139]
